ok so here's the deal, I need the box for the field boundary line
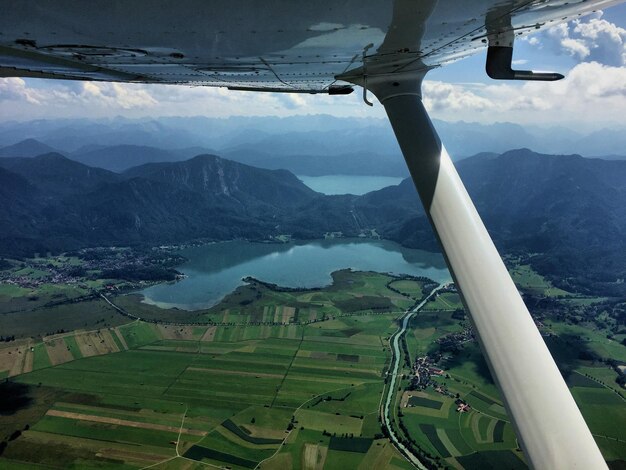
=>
[255,383,360,470]
[592,433,626,444]
[176,406,188,456]
[269,328,305,408]
[162,364,192,396]
[573,370,626,403]
[139,405,189,470]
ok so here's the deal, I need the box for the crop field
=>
[407,395,443,410]
[1,269,624,469]
[388,279,424,299]
[509,264,570,297]
[390,291,626,469]
[401,326,626,469]
[422,292,463,312]
[0,271,423,469]
[546,321,626,365]
[398,382,523,467]
[0,297,130,338]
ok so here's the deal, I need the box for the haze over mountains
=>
[0,117,624,176]
[1,147,624,296]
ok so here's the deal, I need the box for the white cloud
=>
[275,93,308,109]
[404,58,625,129]
[546,60,626,99]
[0,77,44,104]
[560,37,591,59]
[80,83,158,109]
[0,77,381,121]
[526,37,541,47]
[0,78,159,112]
[573,18,626,65]
[537,14,626,65]
[3,67,624,127]
[422,81,494,112]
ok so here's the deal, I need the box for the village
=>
[405,325,476,413]
[0,247,185,291]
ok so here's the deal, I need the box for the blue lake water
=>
[140,239,450,310]
[297,175,404,195]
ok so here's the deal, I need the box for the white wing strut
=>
[366,77,607,470]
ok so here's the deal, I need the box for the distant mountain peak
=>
[0,138,59,158]
[0,152,120,199]
[496,148,547,160]
[187,153,222,163]
[68,144,187,173]
[16,138,40,145]
[122,152,317,208]
[498,148,587,162]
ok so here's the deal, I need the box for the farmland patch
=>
[328,436,373,453]
[407,396,443,410]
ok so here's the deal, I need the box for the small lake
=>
[297,175,405,195]
[140,239,450,310]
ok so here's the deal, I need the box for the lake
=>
[140,239,450,310]
[297,174,404,195]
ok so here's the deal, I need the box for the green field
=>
[0,271,418,469]
[0,297,129,338]
[32,343,51,369]
[388,279,424,299]
[509,264,570,297]
[408,396,443,409]
[386,277,625,469]
[0,269,624,469]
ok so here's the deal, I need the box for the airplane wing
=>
[1,2,623,469]
[0,0,622,91]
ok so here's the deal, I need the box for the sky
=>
[1,3,625,130]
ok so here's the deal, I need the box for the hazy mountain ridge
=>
[0,153,121,197]
[221,149,409,177]
[1,117,624,176]
[0,138,59,158]
[69,145,189,173]
[0,153,323,253]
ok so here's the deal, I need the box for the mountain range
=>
[368,150,626,296]
[0,117,624,176]
[0,153,317,254]
[1,148,624,296]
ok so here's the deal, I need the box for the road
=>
[381,283,449,469]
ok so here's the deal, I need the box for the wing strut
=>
[365,75,606,470]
